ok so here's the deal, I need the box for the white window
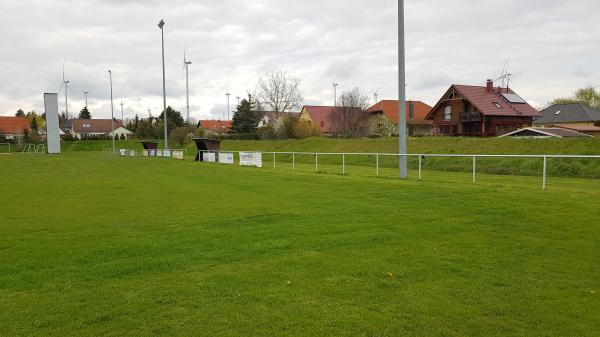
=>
[444,106,452,121]
[493,102,502,108]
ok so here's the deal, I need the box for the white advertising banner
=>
[219,153,234,164]
[129,150,136,157]
[143,149,149,157]
[172,150,184,160]
[240,152,262,167]
[163,150,171,157]
[156,150,163,157]
[203,152,216,163]
[119,149,126,156]
[149,149,156,157]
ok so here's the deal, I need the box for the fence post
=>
[315,153,318,173]
[292,153,295,171]
[472,156,476,184]
[273,153,276,170]
[342,154,345,175]
[543,156,547,190]
[376,154,379,177]
[418,155,422,181]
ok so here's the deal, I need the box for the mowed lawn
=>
[1,152,599,337]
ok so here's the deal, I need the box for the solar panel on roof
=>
[501,93,527,104]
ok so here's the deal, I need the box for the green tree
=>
[79,107,91,119]
[15,109,25,117]
[30,117,38,131]
[548,86,600,110]
[159,106,185,132]
[232,95,262,133]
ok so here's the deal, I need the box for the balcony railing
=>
[460,111,482,121]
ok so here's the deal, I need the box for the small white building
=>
[109,127,134,139]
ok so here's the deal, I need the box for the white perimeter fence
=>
[108,148,600,190]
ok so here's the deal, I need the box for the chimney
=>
[486,79,494,93]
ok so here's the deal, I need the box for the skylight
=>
[493,102,502,108]
[554,110,562,115]
[501,93,527,104]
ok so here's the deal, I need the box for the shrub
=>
[293,121,321,139]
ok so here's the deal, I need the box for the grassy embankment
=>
[58,137,600,179]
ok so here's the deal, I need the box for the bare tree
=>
[256,70,303,114]
[328,87,370,138]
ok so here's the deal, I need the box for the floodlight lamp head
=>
[158,19,165,29]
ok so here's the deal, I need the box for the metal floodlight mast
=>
[108,70,115,153]
[158,19,168,150]
[398,0,408,179]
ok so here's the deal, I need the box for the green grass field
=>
[2,152,600,336]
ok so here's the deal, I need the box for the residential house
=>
[500,127,592,138]
[70,119,128,139]
[533,103,600,136]
[367,100,433,135]
[299,105,395,136]
[426,80,540,136]
[257,111,299,129]
[0,116,30,144]
[298,106,336,134]
[198,120,232,135]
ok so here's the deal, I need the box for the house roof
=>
[71,119,124,134]
[427,84,540,119]
[109,126,134,134]
[0,117,29,135]
[500,127,592,138]
[301,106,362,133]
[534,103,600,125]
[367,100,432,125]
[553,123,600,133]
[199,120,232,131]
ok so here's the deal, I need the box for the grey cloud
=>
[1,0,599,118]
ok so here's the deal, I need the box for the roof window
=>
[493,102,502,108]
[554,110,562,115]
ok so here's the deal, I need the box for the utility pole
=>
[226,92,231,120]
[236,96,241,105]
[158,19,168,150]
[398,0,408,179]
[108,70,115,153]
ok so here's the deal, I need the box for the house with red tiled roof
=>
[426,80,540,137]
[299,105,399,136]
[70,119,130,139]
[367,100,432,125]
[0,116,30,144]
[198,120,232,135]
[367,100,433,135]
[298,106,336,133]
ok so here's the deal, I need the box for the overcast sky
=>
[1,0,599,120]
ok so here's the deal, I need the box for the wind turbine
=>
[226,91,231,120]
[120,100,124,121]
[183,41,192,123]
[372,89,380,104]
[332,80,339,107]
[82,91,89,109]
[58,65,71,118]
